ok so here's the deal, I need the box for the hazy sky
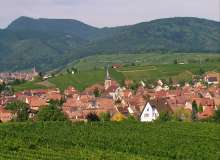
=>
[0,0,219,28]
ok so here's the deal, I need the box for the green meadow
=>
[48,69,124,92]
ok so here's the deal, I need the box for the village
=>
[0,66,220,123]
[0,68,39,84]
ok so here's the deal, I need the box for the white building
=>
[140,102,159,122]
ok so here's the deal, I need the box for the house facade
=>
[140,103,159,122]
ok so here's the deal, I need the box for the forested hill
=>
[0,17,219,72]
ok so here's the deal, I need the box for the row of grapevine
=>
[0,121,219,159]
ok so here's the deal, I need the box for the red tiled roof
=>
[26,96,47,108]
[83,84,104,95]
[193,98,214,107]
[46,93,62,101]
[64,86,78,96]
[96,97,114,109]
[0,108,13,122]
[198,106,214,119]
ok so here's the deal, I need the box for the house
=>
[64,86,78,97]
[124,80,133,88]
[204,72,220,85]
[128,95,146,112]
[83,84,104,95]
[140,102,159,122]
[62,96,116,121]
[192,98,215,111]
[46,92,62,101]
[95,97,115,110]
[140,98,174,122]
[112,64,122,69]
[25,96,47,111]
[0,108,13,122]
[198,106,215,120]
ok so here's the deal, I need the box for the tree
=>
[191,101,198,121]
[111,112,126,122]
[66,69,71,74]
[196,68,205,76]
[86,113,100,122]
[130,83,139,92]
[173,59,178,64]
[93,88,100,97]
[179,80,185,87]
[198,106,203,113]
[39,72,43,78]
[126,115,137,122]
[168,77,173,86]
[173,108,191,122]
[48,99,64,107]
[100,112,111,122]
[157,112,172,122]
[213,109,220,123]
[6,101,29,122]
[17,107,29,122]
[37,105,66,121]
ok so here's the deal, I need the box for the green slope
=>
[48,69,124,91]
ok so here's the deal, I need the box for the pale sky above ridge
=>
[0,0,219,28]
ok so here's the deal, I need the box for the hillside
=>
[0,17,219,72]
[88,17,220,53]
[12,54,220,92]
[0,122,219,159]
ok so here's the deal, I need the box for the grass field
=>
[12,80,47,92]
[0,121,219,160]
[48,69,124,91]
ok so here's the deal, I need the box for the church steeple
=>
[105,64,112,90]
[105,64,111,80]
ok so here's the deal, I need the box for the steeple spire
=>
[105,64,111,80]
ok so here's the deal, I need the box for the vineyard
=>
[0,122,219,159]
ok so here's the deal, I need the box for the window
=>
[144,113,149,117]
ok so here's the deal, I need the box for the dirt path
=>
[117,66,157,73]
[36,80,56,88]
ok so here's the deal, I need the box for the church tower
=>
[104,65,112,90]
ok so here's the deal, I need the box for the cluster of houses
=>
[0,67,220,123]
[0,68,38,83]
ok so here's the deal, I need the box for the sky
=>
[0,0,219,28]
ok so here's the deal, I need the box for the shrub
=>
[37,105,66,121]
[157,112,172,122]
[100,112,111,122]
[213,109,220,123]
[86,113,100,122]
[111,112,126,122]
[6,101,29,122]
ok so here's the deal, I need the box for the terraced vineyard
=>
[116,63,220,81]
[0,122,219,160]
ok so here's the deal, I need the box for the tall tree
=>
[6,101,29,122]
[191,101,198,121]
[37,104,66,121]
